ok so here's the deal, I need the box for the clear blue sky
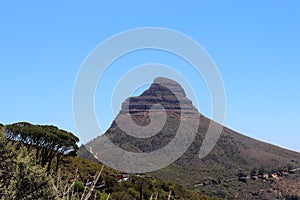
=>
[0,1,299,152]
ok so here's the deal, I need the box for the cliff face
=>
[120,77,198,115]
[105,77,200,153]
[83,77,300,199]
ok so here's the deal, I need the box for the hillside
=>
[82,77,300,199]
[61,155,220,200]
[0,122,218,200]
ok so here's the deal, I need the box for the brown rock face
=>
[105,77,200,152]
[121,77,198,115]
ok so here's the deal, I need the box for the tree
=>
[237,171,247,183]
[258,168,265,176]
[250,168,257,176]
[0,128,54,199]
[5,122,79,171]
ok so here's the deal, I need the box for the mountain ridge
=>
[81,77,300,199]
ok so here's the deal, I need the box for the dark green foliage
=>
[250,168,257,176]
[287,164,293,171]
[59,156,219,200]
[258,168,265,175]
[237,172,247,178]
[0,129,54,200]
[74,181,85,193]
[237,172,247,183]
[5,122,79,171]
[110,191,133,200]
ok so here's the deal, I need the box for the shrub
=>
[0,131,54,199]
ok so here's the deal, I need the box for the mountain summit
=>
[82,77,300,199]
[120,77,198,116]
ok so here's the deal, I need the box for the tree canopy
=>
[0,127,54,199]
[5,122,79,171]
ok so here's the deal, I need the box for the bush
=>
[111,191,134,200]
[74,181,85,193]
[0,131,54,199]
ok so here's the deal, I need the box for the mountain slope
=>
[83,77,300,199]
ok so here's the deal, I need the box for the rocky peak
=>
[140,77,186,98]
[120,77,198,116]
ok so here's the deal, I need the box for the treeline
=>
[4,122,79,171]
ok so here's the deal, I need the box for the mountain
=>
[81,77,300,199]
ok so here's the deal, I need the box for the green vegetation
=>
[2,120,299,199]
[0,126,54,199]
[0,122,219,200]
[58,156,220,199]
[5,122,79,171]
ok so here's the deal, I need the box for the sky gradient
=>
[0,1,299,152]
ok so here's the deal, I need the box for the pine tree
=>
[0,127,54,200]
